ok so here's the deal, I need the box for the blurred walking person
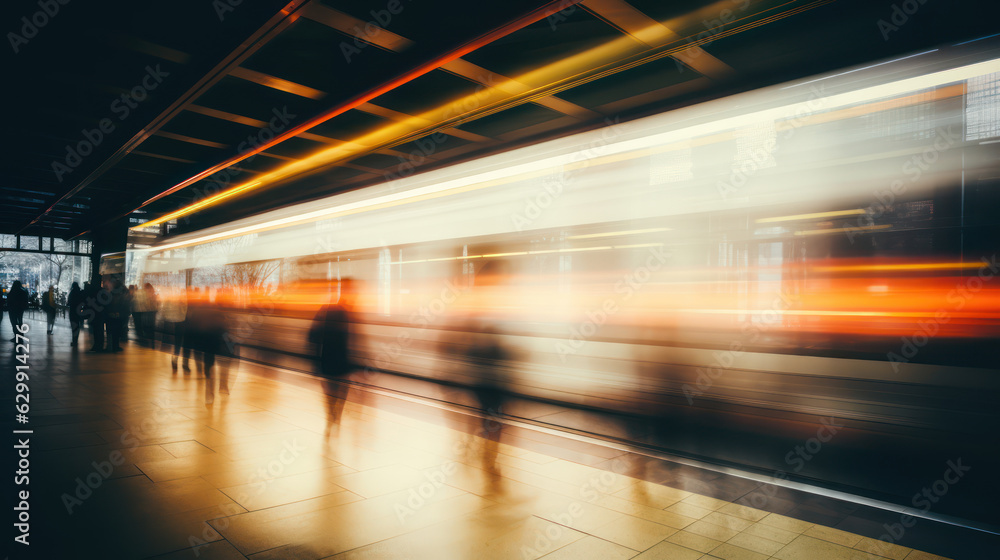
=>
[134,283,159,345]
[128,285,138,339]
[42,286,57,334]
[310,279,357,434]
[68,282,84,347]
[160,287,191,370]
[7,281,28,341]
[187,290,230,404]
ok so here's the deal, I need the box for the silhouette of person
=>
[188,290,230,404]
[42,286,57,334]
[106,277,129,352]
[142,283,159,343]
[68,282,84,347]
[310,279,357,433]
[461,260,513,491]
[86,277,108,352]
[161,287,190,370]
[7,281,28,341]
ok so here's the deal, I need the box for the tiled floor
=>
[2,317,976,559]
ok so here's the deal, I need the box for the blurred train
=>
[128,41,1000,513]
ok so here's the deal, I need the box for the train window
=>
[966,71,1000,141]
[864,89,936,141]
[733,121,777,171]
[649,141,693,186]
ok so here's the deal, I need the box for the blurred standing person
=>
[133,283,158,345]
[42,286,57,334]
[68,282,84,347]
[7,281,28,342]
[160,287,190,371]
[310,279,357,434]
[125,285,137,339]
[86,277,107,352]
[461,260,513,493]
[188,289,229,404]
[106,277,129,352]
[183,288,201,370]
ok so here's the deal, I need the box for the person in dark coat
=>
[85,278,107,352]
[310,279,357,433]
[186,289,230,404]
[67,282,84,347]
[7,280,29,341]
[106,277,129,352]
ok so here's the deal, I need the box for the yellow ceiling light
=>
[139,4,795,230]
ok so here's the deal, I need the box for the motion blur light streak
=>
[140,0,866,229]
[566,228,671,239]
[127,46,1000,530]
[756,210,866,223]
[139,55,1000,252]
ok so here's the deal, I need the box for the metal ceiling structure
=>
[3,0,996,242]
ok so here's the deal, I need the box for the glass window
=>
[967,71,1000,141]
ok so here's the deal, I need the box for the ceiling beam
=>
[581,0,736,79]
[28,0,315,238]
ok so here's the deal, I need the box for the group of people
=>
[0,275,163,350]
[78,276,149,352]
[2,280,29,341]
[1,281,65,339]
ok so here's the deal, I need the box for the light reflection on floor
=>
[11,316,954,560]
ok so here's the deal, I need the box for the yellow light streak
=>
[814,262,989,272]
[138,55,1000,246]
[756,209,865,223]
[794,224,891,236]
[390,245,620,265]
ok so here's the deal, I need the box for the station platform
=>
[3,315,991,559]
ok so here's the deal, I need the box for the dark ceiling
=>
[3,0,998,242]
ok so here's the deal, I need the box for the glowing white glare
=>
[566,228,671,239]
[391,244,626,264]
[143,57,1000,254]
